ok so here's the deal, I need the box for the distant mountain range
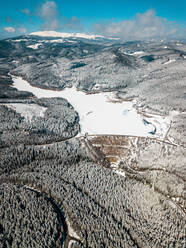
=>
[1,31,185,113]
[29,30,106,39]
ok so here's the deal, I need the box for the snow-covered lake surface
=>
[11,76,171,138]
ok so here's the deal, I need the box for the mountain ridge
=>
[29,30,110,40]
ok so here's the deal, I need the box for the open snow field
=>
[11,76,171,139]
[1,103,47,122]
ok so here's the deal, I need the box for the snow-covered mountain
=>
[1,33,186,113]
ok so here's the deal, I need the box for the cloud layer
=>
[3,26,26,37]
[2,4,184,41]
[94,10,180,40]
[37,1,82,31]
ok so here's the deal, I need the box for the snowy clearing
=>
[1,103,47,122]
[27,43,42,49]
[113,168,126,177]
[11,76,171,138]
[131,51,144,55]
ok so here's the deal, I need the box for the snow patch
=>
[48,39,64,43]
[122,51,144,56]
[164,59,176,65]
[11,39,28,42]
[108,37,120,40]
[113,169,126,177]
[27,43,42,49]
[83,49,88,54]
[110,164,126,177]
[143,113,170,139]
[131,51,144,55]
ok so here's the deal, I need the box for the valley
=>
[0,32,185,247]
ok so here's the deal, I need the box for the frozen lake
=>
[11,76,170,138]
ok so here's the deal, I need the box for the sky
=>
[0,0,186,40]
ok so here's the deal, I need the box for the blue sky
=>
[0,0,186,39]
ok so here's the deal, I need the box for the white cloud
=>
[94,10,180,40]
[36,1,83,32]
[39,1,59,30]
[40,1,58,19]
[4,27,15,33]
